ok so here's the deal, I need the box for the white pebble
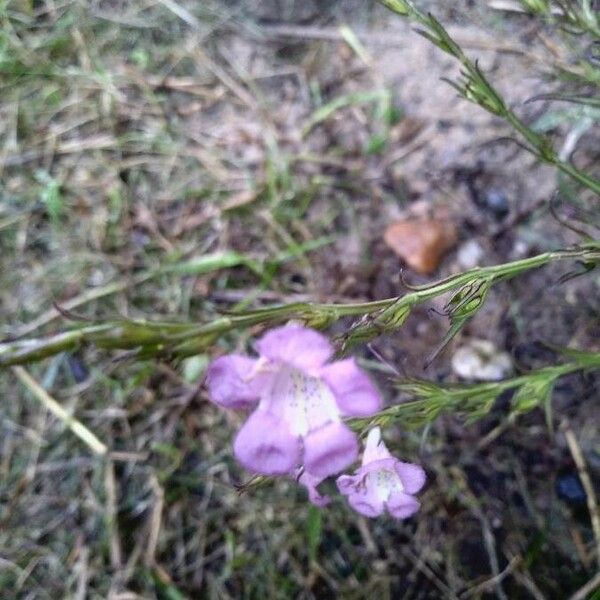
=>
[456,240,484,270]
[452,339,513,381]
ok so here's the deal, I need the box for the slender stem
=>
[504,112,600,196]
[241,353,600,494]
[556,161,600,196]
[350,357,600,431]
[0,247,597,366]
[378,0,600,196]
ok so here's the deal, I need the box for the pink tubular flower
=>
[336,427,426,519]
[205,324,382,485]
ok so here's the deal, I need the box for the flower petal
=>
[347,488,385,518]
[336,474,361,495]
[361,426,392,464]
[386,492,421,519]
[395,461,427,494]
[320,358,382,417]
[303,422,358,478]
[297,470,331,507]
[234,410,301,475]
[255,324,333,370]
[206,355,265,409]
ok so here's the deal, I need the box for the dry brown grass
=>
[1,1,599,598]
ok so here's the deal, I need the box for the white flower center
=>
[369,468,404,502]
[271,366,340,436]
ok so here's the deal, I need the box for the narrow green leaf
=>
[160,251,257,275]
[306,505,322,563]
[303,89,390,136]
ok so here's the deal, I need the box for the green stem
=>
[241,352,600,493]
[556,161,600,196]
[504,112,600,196]
[378,0,600,196]
[1,247,597,367]
[350,355,600,431]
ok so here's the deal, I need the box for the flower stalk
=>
[351,350,600,432]
[238,348,600,496]
[1,246,598,367]
[378,0,600,196]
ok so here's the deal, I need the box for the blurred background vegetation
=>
[1,0,599,598]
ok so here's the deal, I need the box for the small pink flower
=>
[206,324,382,484]
[336,427,426,519]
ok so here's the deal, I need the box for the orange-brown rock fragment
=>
[383,218,458,275]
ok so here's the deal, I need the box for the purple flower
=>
[336,427,426,519]
[206,324,382,482]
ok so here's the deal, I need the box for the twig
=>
[460,555,521,599]
[144,474,165,567]
[193,47,258,110]
[487,0,562,15]
[510,564,547,600]
[74,546,90,600]
[476,415,515,451]
[12,366,107,456]
[10,271,154,339]
[568,571,600,600]
[104,460,123,570]
[1,134,117,168]
[402,547,459,600]
[563,422,600,569]
[450,467,508,600]
[155,0,200,28]
[256,23,548,55]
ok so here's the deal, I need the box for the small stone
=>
[483,189,509,219]
[456,240,484,270]
[383,217,458,275]
[67,355,89,383]
[451,339,513,381]
[182,355,209,384]
[556,472,586,506]
[88,269,107,286]
[511,240,529,260]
